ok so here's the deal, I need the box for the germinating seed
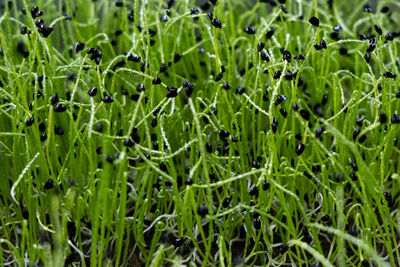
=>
[391,114,400,123]
[364,53,371,63]
[249,185,259,196]
[353,129,361,140]
[173,237,184,247]
[31,6,42,19]
[152,77,162,84]
[322,93,328,105]
[380,113,388,124]
[206,143,213,153]
[74,42,85,53]
[159,162,168,172]
[210,0,218,5]
[222,82,231,90]
[315,127,325,138]
[366,44,375,53]
[363,4,372,12]
[299,109,310,120]
[349,162,358,171]
[284,70,292,80]
[383,72,396,79]
[272,117,278,133]
[128,54,141,62]
[253,217,261,230]
[211,18,222,28]
[236,87,245,95]
[40,133,47,141]
[20,26,28,35]
[333,25,342,31]
[197,204,208,216]
[166,87,178,98]
[385,33,395,41]
[262,180,270,190]
[279,108,287,118]
[25,116,34,126]
[39,122,46,132]
[266,29,275,39]
[218,130,229,139]
[252,160,260,169]
[294,54,305,60]
[320,39,327,49]
[174,53,182,63]
[282,50,291,62]
[260,52,270,62]
[54,126,64,135]
[115,59,126,68]
[313,104,323,117]
[54,103,66,112]
[44,179,54,189]
[374,24,382,35]
[221,197,231,208]
[296,144,305,155]
[257,42,265,51]
[103,94,114,103]
[309,17,319,27]
[123,138,135,147]
[160,14,169,22]
[381,6,390,13]
[383,192,394,207]
[88,87,98,97]
[244,25,256,34]
[95,123,103,133]
[314,43,322,50]
[273,70,282,79]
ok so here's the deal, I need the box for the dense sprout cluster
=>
[0,0,400,266]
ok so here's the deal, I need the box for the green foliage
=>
[0,0,400,266]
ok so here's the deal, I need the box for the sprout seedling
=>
[2,1,400,266]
